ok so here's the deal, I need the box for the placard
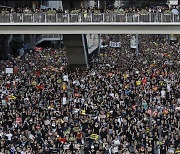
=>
[5,68,13,74]
[169,0,178,5]
[35,47,43,52]
[109,41,121,48]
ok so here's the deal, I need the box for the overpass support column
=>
[82,34,90,68]
[63,34,89,69]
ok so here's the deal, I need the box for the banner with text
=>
[109,41,121,48]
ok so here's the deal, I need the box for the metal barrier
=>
[0,13,179,23]
[0,14,10,22]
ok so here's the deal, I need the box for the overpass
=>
[0,23,180,34]
[0,12,180,34]
[1,13,180,67]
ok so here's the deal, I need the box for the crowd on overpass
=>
[0,35,179,153]
[0,5,179,23]
[0,5,179,15]
[0,9,179,23]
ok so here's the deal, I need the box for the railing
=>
[0,13,179,23]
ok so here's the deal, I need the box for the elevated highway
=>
[0,23,180,34]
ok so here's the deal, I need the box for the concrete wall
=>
[62,0,81,10]
[1,23,180,34]
[63,34,89,67]
[0,35,9,59]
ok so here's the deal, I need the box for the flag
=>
[35,47,43,52]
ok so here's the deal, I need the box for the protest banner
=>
[109,41,121,48]
[5,68,13,74]
[35,47,43,52]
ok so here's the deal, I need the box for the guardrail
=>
[0,13,179,23]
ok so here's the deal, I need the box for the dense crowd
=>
[0,34,179,154]
[0,5,179,23]
[0,6,179,15]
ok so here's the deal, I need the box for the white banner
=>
[130,36,136,49]
[109,41,121,48]
[169,0,178,5]
[5,68,13,74]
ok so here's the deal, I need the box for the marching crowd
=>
[0,34,179,154]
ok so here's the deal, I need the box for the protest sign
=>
[5,68,13,74]
[35,47,43,52]
[109,41,121,48]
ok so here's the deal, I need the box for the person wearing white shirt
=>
[63,74,69,82]
[161,89,166,98]
[172,7,179,15]
[112,137,120,154]
[113,137,120,145]
[6,130,13,141]
[20,148,26,154]
[0,130,3,138]
[167,83,171,93]
[62,94,67,105]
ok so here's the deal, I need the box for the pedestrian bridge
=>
[0,23,180,34]
[0,13,180,34]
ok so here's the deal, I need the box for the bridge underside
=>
[0,23,180,34]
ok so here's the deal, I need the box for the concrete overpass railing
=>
[0,13,179,23]
[1,23,180,34]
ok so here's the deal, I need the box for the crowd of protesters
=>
[0,34,180,154]
[0,5,179,15]
[0,6,179,23]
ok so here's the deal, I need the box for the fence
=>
[0,13,179,23]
